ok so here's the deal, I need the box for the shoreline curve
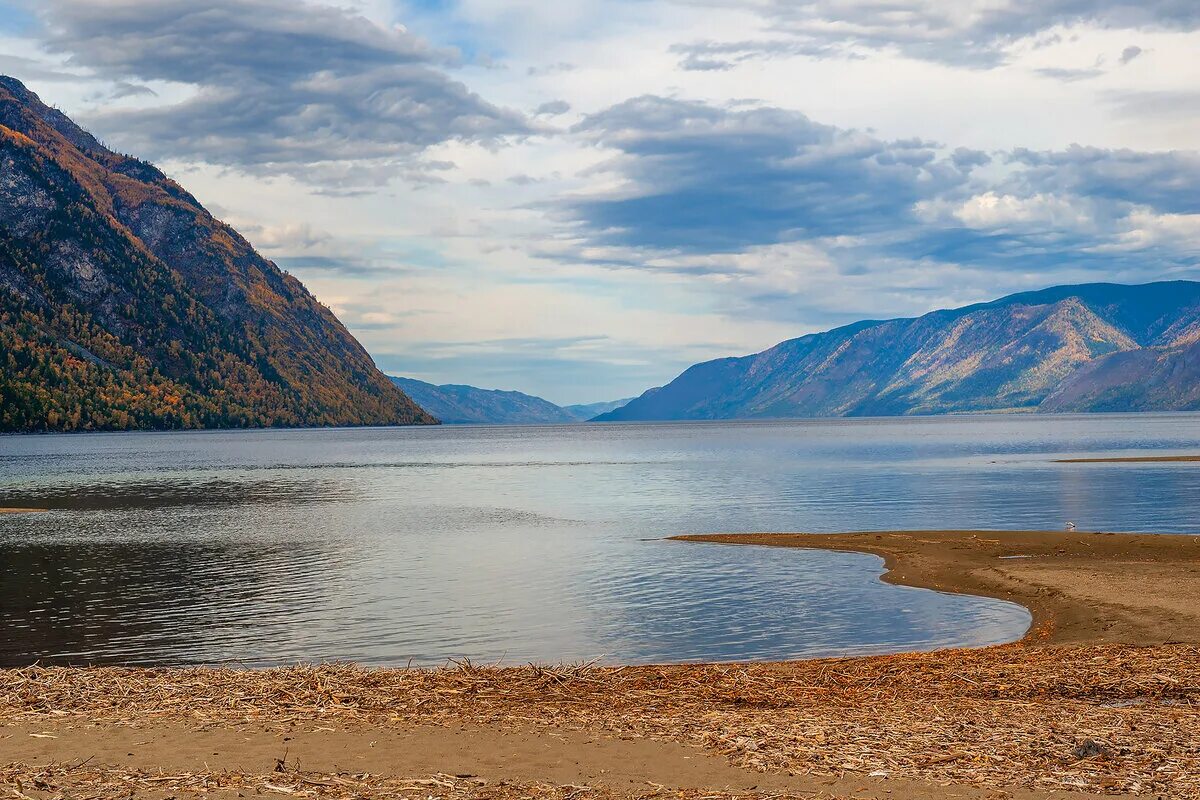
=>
[671,530,1200,647]
[1054,454,1200,463]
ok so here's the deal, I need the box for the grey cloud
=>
[678,56,732,71]
[558,95,1199,294]
[1119,44,1144,63]
[526,62,575,76]
[106,80,156,100]
[1007,145,1200,213]
[40,0,437,84]
[951,148,991,169]
[670,38,857,71]
[278,255,422,279]
[567,95,976,253]
[534,100,571,116]
[680,1,1200,68]
[32,0,528,184]
[1034,66,1103,82]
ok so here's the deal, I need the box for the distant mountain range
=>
[0,76,433,432]
[390,377,631,424]
[562,398,635,420]
[598,281,1200,421]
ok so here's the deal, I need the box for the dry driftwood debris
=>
[1,643,1197,797]
[0,762,832,800]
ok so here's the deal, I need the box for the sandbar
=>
[1054,454,1200,463]
[672,529,1200,646]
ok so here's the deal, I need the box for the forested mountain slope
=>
[0,76,434,431]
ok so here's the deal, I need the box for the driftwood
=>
[0,643,1197,797]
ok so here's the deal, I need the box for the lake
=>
[2,413,1199,667]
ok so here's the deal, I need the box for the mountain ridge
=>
[597,281,1200,421]
[390,377,630,424]
[0,76,435,432]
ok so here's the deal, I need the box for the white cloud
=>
[925,191,1095,231]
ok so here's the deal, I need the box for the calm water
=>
[2,413,1200,667]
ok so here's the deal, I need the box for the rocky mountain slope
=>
[598,281,1200,421]
[0,76,434,432]
[390,377,629,424]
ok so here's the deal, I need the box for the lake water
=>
[2,413,1199,668]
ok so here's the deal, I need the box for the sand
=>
[0,507,46,513]
[1054,455,1200,463]
[2,529,1199,799]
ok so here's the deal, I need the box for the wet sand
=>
[0,507,46,513]
[2,530,1198,799]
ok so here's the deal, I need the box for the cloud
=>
[1034,66,1103,82]
[905,146,1200,271]
[0,53,77,82]
[1107,88,1200,124]
[105,80,156,100]
[566,95,977,254]
[677,0,1200,68]
[534,99,571,116]
[555,93,1200,301]
[670,38,857,71]
[1119,44,1144,64]
[239,221,333,252]
[1007,146,1200,213]
[526,62,575,76]
[30,0,528,184]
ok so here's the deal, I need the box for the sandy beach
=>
[2,529,1198,799]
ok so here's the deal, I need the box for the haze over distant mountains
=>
[390,377,631,424]
[598,281,1200,421]
[0,77,433,432]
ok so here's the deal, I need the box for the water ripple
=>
[2,414,1198,666]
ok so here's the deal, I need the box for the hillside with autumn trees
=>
[0,77,435,432]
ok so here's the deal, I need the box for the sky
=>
[1,1,1198,404]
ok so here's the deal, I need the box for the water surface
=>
[3,413,1199,667]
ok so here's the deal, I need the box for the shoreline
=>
[672,530,1200,646]
[1054,454,1200,463]
[2,530,1199,798]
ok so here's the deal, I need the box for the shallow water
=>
[2,413,1199,667]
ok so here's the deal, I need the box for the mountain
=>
[390,377,579,424]
[0,76,434,432]
[562,398,635,420]
[390,378,632,424]
[1042,338,1200,412]
[597,281,1200,421]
